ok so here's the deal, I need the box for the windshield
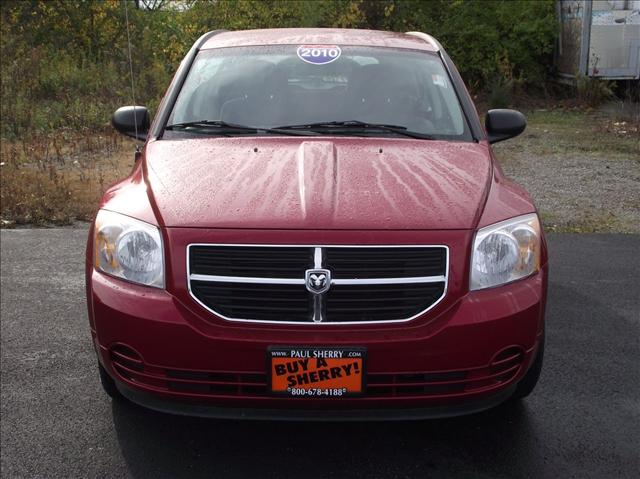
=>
[166,45,471,141]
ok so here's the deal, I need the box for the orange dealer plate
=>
[269,347,366,397]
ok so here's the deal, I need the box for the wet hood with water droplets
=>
[144,137,491,230]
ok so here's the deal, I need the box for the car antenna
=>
[123,0,141,160]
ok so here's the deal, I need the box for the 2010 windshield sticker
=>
[297,45,342,65]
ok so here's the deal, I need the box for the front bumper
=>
[89,262,546,416]
[116,380,518,421]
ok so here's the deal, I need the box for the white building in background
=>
[556,0,640,79]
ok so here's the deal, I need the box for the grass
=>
[495,109,639,158]
[492,107,639,233]
[0,130,134,226]
[538,209,629,234]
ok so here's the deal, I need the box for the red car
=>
[87,28,547,420]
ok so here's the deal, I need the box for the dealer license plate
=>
[269,347,365,397]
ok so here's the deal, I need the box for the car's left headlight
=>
[94,210,164,288]
[470,213,541,290]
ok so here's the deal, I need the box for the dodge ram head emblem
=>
[305,269,331,294]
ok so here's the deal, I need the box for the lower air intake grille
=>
[108,346,524,400]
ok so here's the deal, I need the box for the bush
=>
[0,0,562,226]
[0,166,75,225]
[377,0,557,91]
[1,0,559,139]
[576,75,615,107]
[488,77,514,109]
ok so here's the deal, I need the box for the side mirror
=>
[112,106,150,141]
[485,109,526,144]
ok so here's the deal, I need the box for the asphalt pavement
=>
[1,229,638,478]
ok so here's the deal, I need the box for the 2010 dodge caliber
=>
[87,28,547,420]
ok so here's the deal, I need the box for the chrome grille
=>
[187,245,448,324]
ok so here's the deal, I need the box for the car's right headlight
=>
[470,213,541,290]
[94,210,164,288]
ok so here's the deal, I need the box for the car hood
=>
[145,137,491,230]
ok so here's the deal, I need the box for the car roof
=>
[200,28,439,52]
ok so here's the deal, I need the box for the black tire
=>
[98,363,123,400]
[512,330,545,400]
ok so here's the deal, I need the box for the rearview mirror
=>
[112,106,150,141]
[485,109,526,144]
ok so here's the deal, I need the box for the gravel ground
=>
[493,109,640,233]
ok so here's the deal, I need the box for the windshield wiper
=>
[274,120,435,140]
[165,120,319,136]
[165,120,256,132]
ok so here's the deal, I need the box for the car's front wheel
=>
[98,363,123,400]
[512,330,545,399]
